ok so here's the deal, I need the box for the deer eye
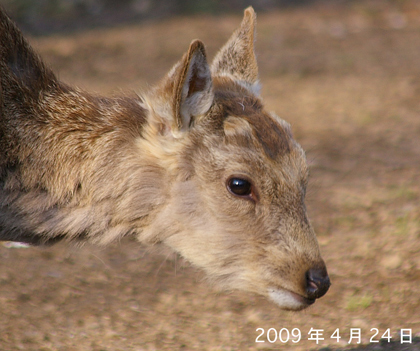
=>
[227,177,252,197]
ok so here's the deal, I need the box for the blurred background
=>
[1,1,420,350]
[1,0,407,34]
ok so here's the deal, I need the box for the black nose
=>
[306,266,331,300]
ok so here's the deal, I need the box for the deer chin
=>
[267,288,315,311]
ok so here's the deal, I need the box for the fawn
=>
[0,7,330,310]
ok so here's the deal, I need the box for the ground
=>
[1,2,420,350]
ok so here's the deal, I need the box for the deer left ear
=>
[173,40,213,132]
[149,40,214,136]
[211,7,259,94]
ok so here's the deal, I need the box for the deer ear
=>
[149,40,213,136]
[173,40,214,132]
[211,7,259,94]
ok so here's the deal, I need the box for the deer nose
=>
[306,266,331,300]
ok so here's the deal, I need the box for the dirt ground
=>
[1,2,420,350]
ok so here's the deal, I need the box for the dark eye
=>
[227,177,252,197]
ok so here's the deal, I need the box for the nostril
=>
[306,267,331,300]
[307,280,318,293]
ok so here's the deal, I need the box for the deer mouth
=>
[267,288,315,311]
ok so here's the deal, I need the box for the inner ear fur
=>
[173,40,213,132]
[211,7,259,91]
[148,39,214,137]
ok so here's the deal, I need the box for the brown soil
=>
[1,2,420,350]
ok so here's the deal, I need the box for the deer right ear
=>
[146,40,214,137]
[211,7,259,94]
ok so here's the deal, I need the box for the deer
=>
[0,6,330,310]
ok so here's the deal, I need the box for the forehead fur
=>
[213,77,292,160]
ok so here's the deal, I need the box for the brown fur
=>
[0,7,329,309]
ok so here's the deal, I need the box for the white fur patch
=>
[267,288,308,311]
[214,72,261,96]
